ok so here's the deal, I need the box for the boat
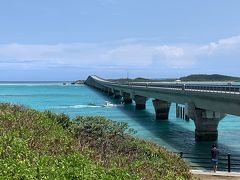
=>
[103,101,123,107]
[104,101,112,107]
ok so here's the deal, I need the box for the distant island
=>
[73,74,240,85]
[179,74,240,82]
[71,80,85,84]
[109,74,240,82]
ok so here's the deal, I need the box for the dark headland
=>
[112,74,240,82]
[71,80,85,84]
[72,74,240,84]
[179,74,240,82]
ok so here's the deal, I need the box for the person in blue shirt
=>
[211,144,219,172]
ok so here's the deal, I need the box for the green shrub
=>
[0,103,194,179]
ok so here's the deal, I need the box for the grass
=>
[0,103,194,179]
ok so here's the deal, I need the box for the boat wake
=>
[70,104,102,108]
[55,101,123,109]
[56,104,102,109]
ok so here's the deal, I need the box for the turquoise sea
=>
[1,83,240,162]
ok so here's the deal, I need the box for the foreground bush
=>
[0,103,193,179]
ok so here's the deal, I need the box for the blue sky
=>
[0,0,240,80]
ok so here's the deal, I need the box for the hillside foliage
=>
[0,103,194,179]
[179,74,240,82]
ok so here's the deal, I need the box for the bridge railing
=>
[118,82,240,94]
[177,152,240,172]
[184,85,240,94]
[91,76,240,94]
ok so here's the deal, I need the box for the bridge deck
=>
[86,75,240,116]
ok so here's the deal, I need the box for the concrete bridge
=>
[85,75,240,141]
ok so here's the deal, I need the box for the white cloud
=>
[153,45,193,69]
[155,45,184,59]
[199,35,240,55]
[0,35,240,73]
[101,44,154,66]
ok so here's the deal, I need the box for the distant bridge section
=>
[85,75,240,141]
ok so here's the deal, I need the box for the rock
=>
[71,80,85,84]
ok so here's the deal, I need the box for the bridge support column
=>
[113,90,121,99]
[133,95,147,110]
[152,99,170,120]
[176,104,180,118]
[122,92,132,104]
[104,88,108,94]
[187,103,224,141]
[108,89,114,96]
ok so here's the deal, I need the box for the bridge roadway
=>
[85,75,240,141]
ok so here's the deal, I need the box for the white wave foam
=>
[70,105,102,108]
[55,102,123,109]
[56,104,102,109]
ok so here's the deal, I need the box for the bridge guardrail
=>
[105,82,240,95]
[92,76,240,94]
[177,152,240,172]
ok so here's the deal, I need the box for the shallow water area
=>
[0,83,240,163]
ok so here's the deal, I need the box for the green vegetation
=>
[109,77,171,83]
[105,74,240,83]
[180,74,240,82]
[0,103,193,179]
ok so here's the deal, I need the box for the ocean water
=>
[0,83,240,164]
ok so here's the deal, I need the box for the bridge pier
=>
[122,92,132,104]
[133,95,147,110]
[108,88,114,96]
[176,104,180,118]
[152,99,170,120]
[85,75,240,141]
[176,104,189,120]
[113,90,121,99]
[104,88,109,94]
[187,103,225,141]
